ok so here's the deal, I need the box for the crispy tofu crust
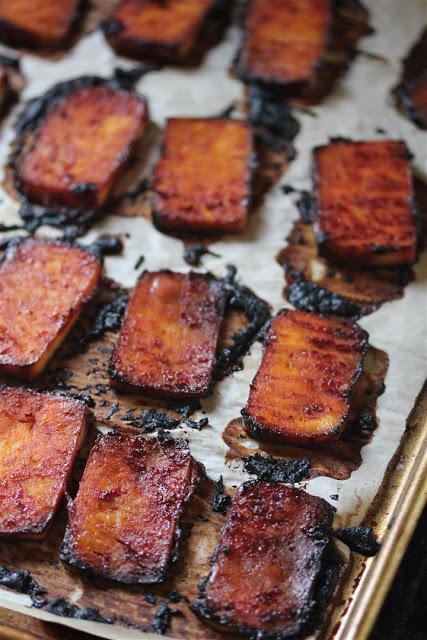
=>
[235,0,331,88]
[109,271,227,398]
[242,309,367,444]
[61,433,204,584]
[102,0,218,62]
[14,77,149,209]
[153,118,253,235]
[313,139,417,267]
[0,0,82,49]
[394,28,427,130]
[0,239,101,380]
[0,386,89,539]
[192,481,335,637]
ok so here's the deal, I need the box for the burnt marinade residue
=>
[336,526,381,556]
[184,417,209,431]
[215,265,271,378]
[151,602,181,636]
[242,452,310,484]
[286,277,363,320]
[113,63,163,87]
[45,598,112,624]
[183,242,220,267]
[0,566,46,607]
[121,409,180,433]
[211,475,231,514]
[85,234,124,262]
[10,76,146,239]
[248,84,300,142]
[78,291,129,348]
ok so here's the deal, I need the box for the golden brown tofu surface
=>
[0,386,88,538]
[0,0,81,49]
[61,433,204,584]
[153,118,253,234]
[242,309,367,444]
[109,271,227,398]
[16,78,149,209]
[103,0,217,61]
[314,139,417,267]
[192,482,335,637]
[235,0,331,86]
[0,239,101,379]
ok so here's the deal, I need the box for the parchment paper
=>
[0,1,426,638]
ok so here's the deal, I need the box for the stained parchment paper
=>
[0,0,426,637]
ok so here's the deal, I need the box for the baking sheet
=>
[0,0,426,637]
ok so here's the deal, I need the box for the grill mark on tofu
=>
[234,0,332,87]
[153,118,253,235]
[109,271,227,399]
[0,0,82,50]
[61,433,204,584]
[242,309,367,444]
[192,481,336,638]
[313,140,417,267]
[13,77,149,210]
[0,239,101,380]
[102,0,219,62]
[0,386,89,539]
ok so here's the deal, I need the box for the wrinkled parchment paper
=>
[0,0,426,637]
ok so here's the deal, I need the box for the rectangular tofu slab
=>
[0,239,101,380]
[0,0,81,49]
[192,482,335,637]
[109,271,227,398]
[314,139,417,267]
[0,386,89,539]
[242,309,367,444]
[16,78,149,209]
[61,433,204,584]
[235,0,331,87]
[153,118,253,234]
[103,0,218,62]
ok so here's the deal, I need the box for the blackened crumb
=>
[134,254,145,270]
[215,101,237,118]
[169,399,201,419]
[378,381,386,396]
[242,452,310,484]
[296,191,315,224]
[0,566,46,607]
[330,494,339,501]
[281,184,296,194]
[106,402,119,419]
[0,222,24,232]
[184,417,209,431]
[286,277,362,319]
[211,475,232,514]
[114,64,163,87]
[375,127,387,134]
[122,409,180,432]
[157,429,174,444]
[86,235,124,261]
[336,526,381,556]
[143,591,157,605]
[183,242,219,266]
[151,602,180,635]
[45,598,112,623]
[351,409,376,434]
[80,292,128,347]
[165,589,187,603]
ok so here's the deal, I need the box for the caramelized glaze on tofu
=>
[109,271,227,398]
[242,309,367,444]
[61,433,204,584]
[15,78,148,209]
[0,0,81,49]
[192,482,335,637]
[103,0,217,61]
[153,118,253,235]
[0,239,101,380]
[235,0,331,87]
[314,140,417,267]
[0,386,89,539]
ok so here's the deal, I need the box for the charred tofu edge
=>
[108,270,228,399]
[60,433,206,584]
[233,0,333,88]
[152,117,254,236]
[191,481,338,637]
[101,0,224,62]
[0,385,91,540]
[312,138,418,266]
[241,309,369,444]
[11,75,149,210]
[0,1,84,50]
[0,239,102,380]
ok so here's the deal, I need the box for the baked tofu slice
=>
[109,271,227,398]
[192,482,335,637]
[0,386,89,539]
[0,239,101,380]
[235,0,331,88]
[153,118,253,234]
[61,433,204,584]
[15,77,149,210]
[0,0,81,50]
[102,0,218,62]
[314,139,417,267]
[242,309,367,444]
